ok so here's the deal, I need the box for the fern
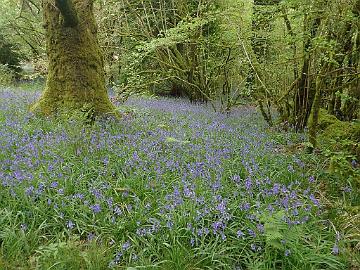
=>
[261,210,287,250]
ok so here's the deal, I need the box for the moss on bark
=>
[31,0,117,118]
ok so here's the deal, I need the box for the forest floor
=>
[0,87,358,269]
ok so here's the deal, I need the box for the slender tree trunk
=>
[293,17,321,131]
[31,0,116,117]
[308,73,324,151]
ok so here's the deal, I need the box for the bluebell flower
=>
[90,204,101,213]
[332,244,339,255]
[87,233,95,241]
[309,194,320,207]
[351,160,357,168]
[66,220,75,229]
[237,230,245,238]
[122,241,131,251]
[50,181,58,188]
[248,229,256,238]
[20,223,27,232]
[308,176,315,183]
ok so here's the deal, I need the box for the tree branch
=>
[55,0,79,27]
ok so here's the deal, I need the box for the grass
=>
[0,87,357,269]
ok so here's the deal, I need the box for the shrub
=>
[0,64,14,86]
[0,34,22,76]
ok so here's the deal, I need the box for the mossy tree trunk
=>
[342,0,360,121]
[31,0,116,117]
[308,72,325,151]
[293,16,321,131]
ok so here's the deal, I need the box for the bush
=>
[0,64,14,86]
[0,34,22,76]
[319,120,360,156]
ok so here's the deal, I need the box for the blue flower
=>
[247,229,256,238]
[332,244,339,255]
[66,220,75,229]
[122,241,131,251]
[87,233,95,241]
[237,230,245,238]
[308,176,315,183]
[50,181,58,188]
[90,204,101,213]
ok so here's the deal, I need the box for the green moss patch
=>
[317,109,340,130]
[318,117,360,159]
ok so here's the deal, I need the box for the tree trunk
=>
[31,0,116,117]
[342,0,360,120]
[293,17,321,131]
[308,73,324,151]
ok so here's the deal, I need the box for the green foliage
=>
[316,111,360,194]
[317,109,340,130]
[0,0,44,59]
[240,0,360,128]
[0,64,14,86]
[96,0,248,109]
[137,17,213,53]
[262,210,287,249]
[35,239,110,270]
[122,14,218,100]
[0,34,22,75]
[319,121,360,155]
[0,0,44,83]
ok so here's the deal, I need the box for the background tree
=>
[0,34,23,76]
[95,0,248,111]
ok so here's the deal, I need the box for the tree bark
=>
[293,16,321,131]
[308,72,325,151]
[31,0,117,117]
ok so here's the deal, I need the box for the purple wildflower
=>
[25,186,34,196]
[308,176,315,183]
[87,232,96,241]
[66,220,75,229]
[90,204,101,213]
[244,178,252,191]
[122,241,131,251]
[50,181,58,188]
[351,160,357,168]
[332,244,339,255]
[248,229,256,238]
[309,194,320,207]
[237,230,245,238]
